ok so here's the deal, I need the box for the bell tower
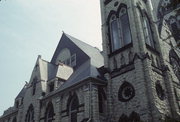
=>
[100,0,180,121]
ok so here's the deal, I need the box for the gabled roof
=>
[63,33,104,68]
[53,33,105,90]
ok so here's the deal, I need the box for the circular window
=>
[118,82,135,102]
[156,81,165,100]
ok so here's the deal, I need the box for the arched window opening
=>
[67,93,79,122]
[25,104,34,122]
[45,102,55,122]
[12,117,17,122]
[110,15,121,51]
[108,4,132,53]
[118,7,132,46]
[143,14,155,48]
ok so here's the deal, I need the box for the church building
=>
[0,0,180,122]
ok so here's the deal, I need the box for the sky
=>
[0,0,102,115]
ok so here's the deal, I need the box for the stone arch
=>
[116,3,128,17]
[44,102,55,122]
[25,104,34,122]
[67,92,79,122]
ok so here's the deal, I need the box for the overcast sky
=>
[0,0,102,115]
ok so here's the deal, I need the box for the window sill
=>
[109,43,133,57]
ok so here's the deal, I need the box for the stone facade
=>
[0,0,180,122]
[100,0,180,121]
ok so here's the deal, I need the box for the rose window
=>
[118,82,135,102]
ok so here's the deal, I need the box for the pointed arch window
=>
[118,82,135,102]
[109,5,132,52]
[110,15,121,51]
[32,77,37,96]
[142,14,155,48]
[45,102,55,122]
[119,7,132,46]
[67,94,79,122]
[25,104,34,122]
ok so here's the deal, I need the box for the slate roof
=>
[15,85,27,99]
[64,33,104,68]
[16,33,105,99]
[58,60,105,91]
[52,33,106,91]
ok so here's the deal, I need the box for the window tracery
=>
[108,4,132,52]
[118,82,135,102]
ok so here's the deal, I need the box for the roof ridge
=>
[63,33,101,51]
